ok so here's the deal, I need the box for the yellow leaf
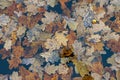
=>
[72,59,89,77]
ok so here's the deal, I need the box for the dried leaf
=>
[11,31,17,43]
[10,72,22,80]
[72,59,89,77]
[40,51,60,63]
[12,45,24,58]
[61,67,73,80]
[8,57,22,69]
[91,73,102,80]
[90,42,104,51]
[59,0,68,9]
[86,34,101,43]
[54,31,68,46]
[44,64,58,75]
[4,39,12,51]
[18,13,43,29]
[91,61,103,75]
[66,31,77,46]
[5,2,18,16]
[82,74,94,80]
[51,73,59,80]
[24,45,38,58]
[58,64,69,75]
[19,66,40,80]
[60,46,74,58]
[107,38,120,53]
[45,21,65,34]
[0,48,11,59]
[42,12,58,24]
[26,4,37,13]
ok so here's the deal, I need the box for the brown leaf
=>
[12,45,24,58]
[37,7,46,13]
[51,73,59,80]
[8,57,22,69]
[45,21,65,34]
[107,38,120,53]
[23,43,39,58]
[4,2,24,16]
[60,46,74,58]
[0,48,11,59]
[67,31,77,46]
[19,66,40,80]
[89,42,104,51]
[59,0,68,9]
[4,1,17,16]
[91,61,103,75]
[18,14,43,29]
[43,73,52,80]
[82,74,94,80]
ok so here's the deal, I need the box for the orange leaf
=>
[59,0,68,9]
[67,31,77,46]
[8,57,22,69]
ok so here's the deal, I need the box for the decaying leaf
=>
[0,48,11,59]
[45,21,65,34]
[107,38,120,53]
[66,31,77,46]
[19,66,40,80]
[12,45,24,58]
[18,13,43,29]
[8,57,22,69]
[82,74,94,80]
[24,45,38,58]
[72,59,89,77]
[60,46,74,58]
[59,0,68,9]
[91,61,103,75]
[51,73,59,80]
[89,42,104,51]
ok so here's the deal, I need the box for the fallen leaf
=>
[12,45,24,58]
[91,61,103,75]
[8,57,22,69]
[59,0,68,9]
[66,31,77,46]
[19,66,40,80]
[72,59,89,77]
[0,48,11,59]
[90,42,104,51]
[55,31,68,46]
